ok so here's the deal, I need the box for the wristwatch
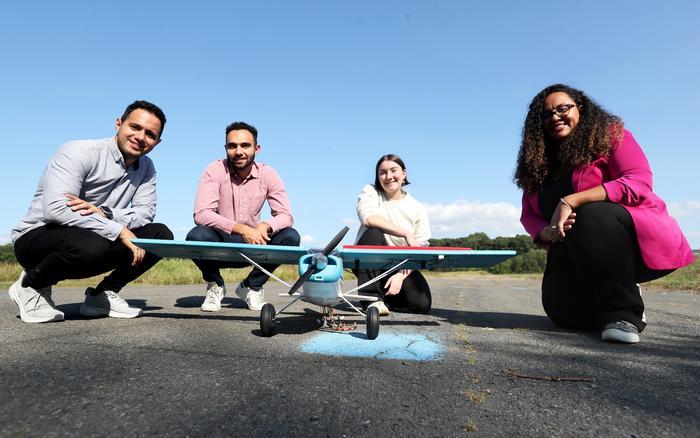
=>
[101,206,114,220]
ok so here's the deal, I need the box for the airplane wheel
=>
[260,303,276,337]
[366,306,380,340]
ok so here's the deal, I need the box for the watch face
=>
[102,206,113,219]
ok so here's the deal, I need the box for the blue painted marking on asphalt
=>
[300,331,443,361]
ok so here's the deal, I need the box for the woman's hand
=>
[545,200,576,242]
[404,233,420,247]
[385,270,410,295]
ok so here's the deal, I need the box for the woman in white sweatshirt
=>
[355,154,432,315]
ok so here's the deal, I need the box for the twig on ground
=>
[502,368,595,382]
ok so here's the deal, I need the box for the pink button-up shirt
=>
[193,160,293,234]
[520,130,694,270]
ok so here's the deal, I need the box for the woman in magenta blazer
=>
[515,84,694,344]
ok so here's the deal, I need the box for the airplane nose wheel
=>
[366,306,380,340]
[260,303,276,337]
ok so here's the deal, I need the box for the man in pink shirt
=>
[186,122,300,312]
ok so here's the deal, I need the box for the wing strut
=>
[274,294,305,316]
[342,258,409,296]
[237,251,292,288]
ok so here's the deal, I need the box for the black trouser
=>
[542,202,673,332]
[13,223,173,292]
[354,227,432,314]
[185,225,301,289]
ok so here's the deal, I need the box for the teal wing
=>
[338,245,517,270]
[132,239,310,265]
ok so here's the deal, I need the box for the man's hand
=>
[65,194,104,217]
[232,223,271,245]
[119,227,146,266]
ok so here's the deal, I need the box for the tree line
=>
[0,244,15,263]
[429,233,546,274]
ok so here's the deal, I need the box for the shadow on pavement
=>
[430,307,562,332]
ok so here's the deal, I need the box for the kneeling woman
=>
[515,84,694,344]
[355,154,432,315]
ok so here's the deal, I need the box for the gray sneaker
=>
[601,320,640,344]
[8,272,64,323]
[80,288,143,319]
[201,282,226,312]
[235,282,265,311]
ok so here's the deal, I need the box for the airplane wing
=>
[339,245,516,270]
[132,239,311,265]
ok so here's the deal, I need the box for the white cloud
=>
[667,201,700,218]
[425,200,523,238]
[341,217,357,227]
[301,234,316,246]
[0,235,10,245]
[666,201,700,248]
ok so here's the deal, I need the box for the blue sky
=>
[1,1,698,249]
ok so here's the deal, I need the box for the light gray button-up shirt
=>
[12,137,157,243]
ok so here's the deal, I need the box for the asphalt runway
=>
[1,277,698,437]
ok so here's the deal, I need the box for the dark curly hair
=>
[514,84,624,193]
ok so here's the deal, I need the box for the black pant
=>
[355,227,432,314]
[542,202,672,332]
[185,225,301,289]
[13,223,173,292]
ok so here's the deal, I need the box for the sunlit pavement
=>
[1,277,698,437]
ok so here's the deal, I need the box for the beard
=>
[228,155,255,171]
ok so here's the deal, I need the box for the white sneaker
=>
[368,301,390,316]
[201,282,226,312]
[234,282,265,311]
[80,288,143,319]
[8,271,64,323]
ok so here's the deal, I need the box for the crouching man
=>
[9,100,173,323]
[186,121,300,312]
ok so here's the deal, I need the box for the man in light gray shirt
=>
[9,100,173,323]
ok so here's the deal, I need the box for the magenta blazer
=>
[520,130,694,270]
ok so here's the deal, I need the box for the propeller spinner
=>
[287,226,349,295]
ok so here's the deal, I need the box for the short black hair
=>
[226,121,258,144]
[121,100,167,137]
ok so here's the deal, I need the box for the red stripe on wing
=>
[342,245,473,251]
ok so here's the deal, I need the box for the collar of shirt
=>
[228,160,260,183]
[109,136,140,170]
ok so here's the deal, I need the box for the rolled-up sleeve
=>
[520,191,548,242]
[263,167,294,232]
[602,130,653,206]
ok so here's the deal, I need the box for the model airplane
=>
[133,227,516,340]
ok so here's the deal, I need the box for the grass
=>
[0,257,698,291]
[647,257,700,291]
[0,259,305,289]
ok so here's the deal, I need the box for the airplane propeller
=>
[288,226,349,296]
